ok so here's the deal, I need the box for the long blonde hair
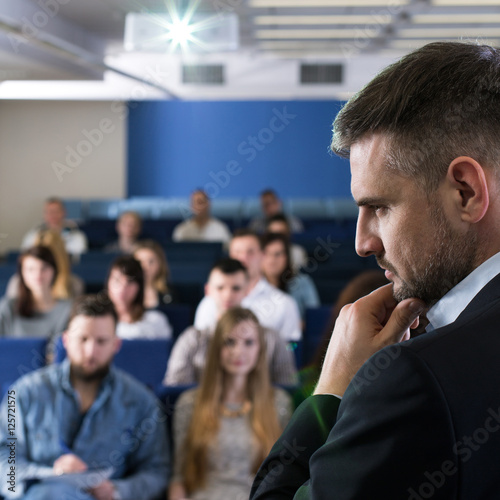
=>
[182,307,282,494]
[34,229,72,299]
[133,240,170,294]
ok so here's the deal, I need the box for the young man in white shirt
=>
[164,258,297,386]
[194,229,302,342]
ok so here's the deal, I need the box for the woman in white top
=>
[105,256,172,339]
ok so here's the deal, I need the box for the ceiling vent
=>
[182,64,224,84]
[300,64,343,84]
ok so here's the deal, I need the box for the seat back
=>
[0,338,47,397]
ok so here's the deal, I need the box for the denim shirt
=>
[0,359,170,499]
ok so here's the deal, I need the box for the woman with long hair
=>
[6,229,84,300]
[169,307,292,500]
[0,246,72,339]
[261,232,320,320]
[132,240,175,309]
[106,255,172,339]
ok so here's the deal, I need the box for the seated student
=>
[6,229,84,300]
[106,255,172,339]
[104,211,142,254]
[0,294,170,499]
[169,307,292,500]
[21,197,88,258]
[164,258,297,386]
[261,232,320,320]
[265,213,308,272]
[194,229,302,342]
[133,240,176,309]
[249,189,304,234]
[0,246,71,340]
[172,189,232,243]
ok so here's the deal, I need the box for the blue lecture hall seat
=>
[303,306,332,366]
[157,303,193,340]
[0,338,47,398]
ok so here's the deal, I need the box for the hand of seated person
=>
[89,479,116,500]
[53,453,88,475]
[168,480,189,500]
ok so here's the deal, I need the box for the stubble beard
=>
[381,200,478,307]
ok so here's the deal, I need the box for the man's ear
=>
[446,156,489,223]
[204,282,210,297]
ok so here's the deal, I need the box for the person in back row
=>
[164,258,297,386]
[0,294,169,499]
[194,229,302,341]
[172,189,232,243]
[104,211,142,254]
[265,213,308,272]
[249,189,303,235]
[21,197,88,258]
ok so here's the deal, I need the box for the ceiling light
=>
[250,0,408,7]
[256,29,363,39]
[254,15,392,25]
[397,27,500,38]
[412,13,500,23]
[432,0,500,5]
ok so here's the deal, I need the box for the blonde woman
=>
[169,307,292,500]
[133,240,174,309]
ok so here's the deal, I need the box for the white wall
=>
[0,100,126,253]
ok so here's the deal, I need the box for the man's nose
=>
[355,212,383,258]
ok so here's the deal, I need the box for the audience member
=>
[0,246,71,340]
[194,229,302,341]
[249,189,303,234]
[106,256,172,339]
[172,189,232,243]
[261,232,320,320]
[0,294,169,499]
[164,258,297,386]
[7,229,84,300]
[169,307,292,500]
[133,240,175,308]
[21,197,88,257]
[265,213,308,271]
[104,211,142,254]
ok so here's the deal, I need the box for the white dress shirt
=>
[426,251,500,331]
[172,217,231,243]
[194,278,302,341]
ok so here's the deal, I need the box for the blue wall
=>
[127,100,351,199]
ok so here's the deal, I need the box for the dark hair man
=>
[0,295,169,500]
[251,41,500,499]
[165,258,297,386]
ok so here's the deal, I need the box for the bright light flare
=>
[166,18,195,49]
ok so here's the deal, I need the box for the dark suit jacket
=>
[251,273,500,499]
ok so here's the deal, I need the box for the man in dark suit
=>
[251,41,500,499]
